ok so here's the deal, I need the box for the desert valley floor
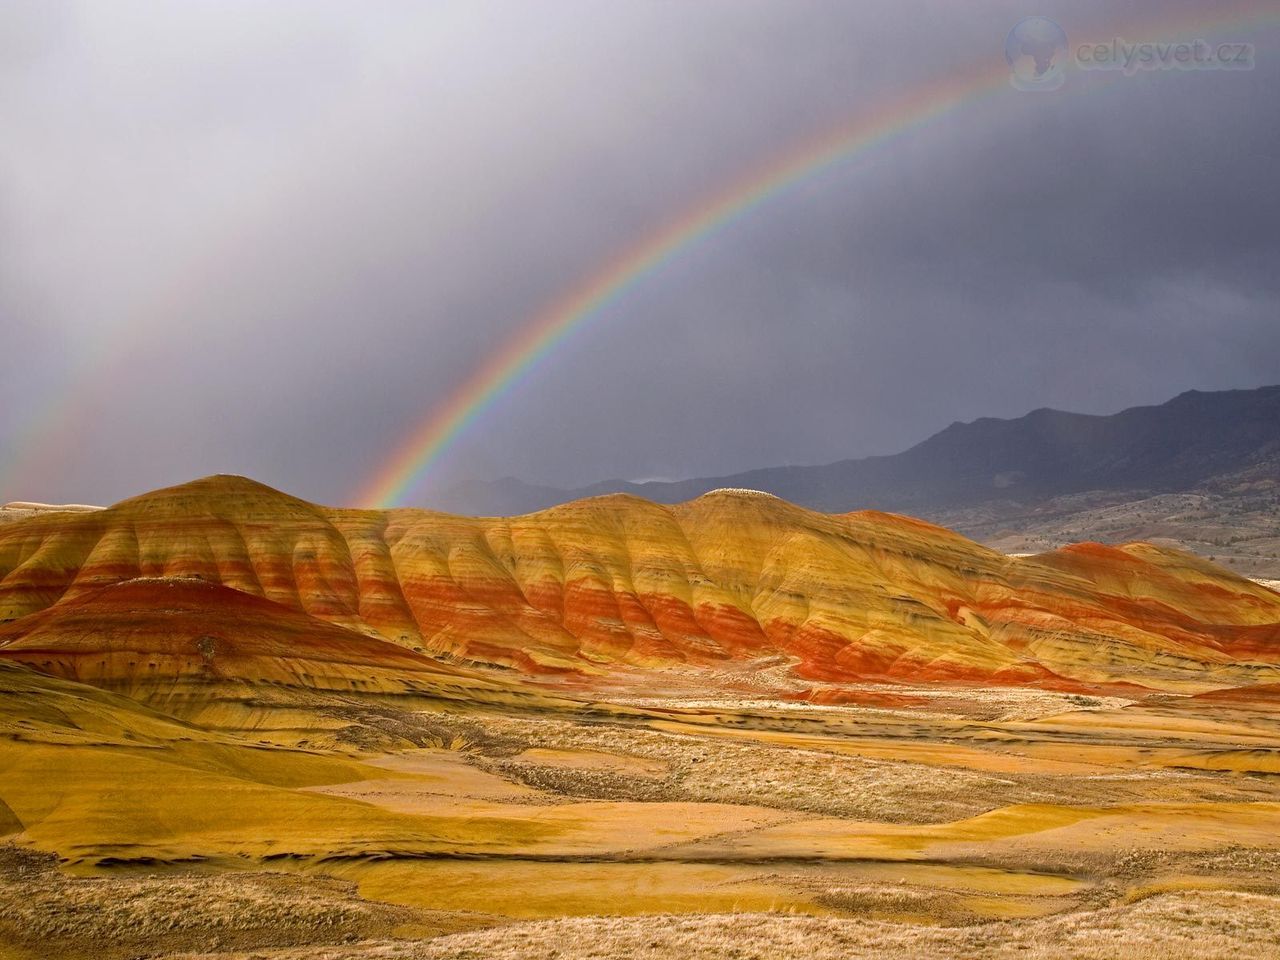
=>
[2,477,1280,959]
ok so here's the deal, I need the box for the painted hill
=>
[444,384,1280,515]
[1,475,1278,696]
[0,577,499,712]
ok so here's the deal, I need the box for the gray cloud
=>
[1,0,1276,506]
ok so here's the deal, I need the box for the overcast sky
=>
[2,0,1277,507]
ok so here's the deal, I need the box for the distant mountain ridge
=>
[440,385,1280,516]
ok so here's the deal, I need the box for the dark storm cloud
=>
[1,0,1276,506]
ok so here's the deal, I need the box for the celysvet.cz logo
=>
[1077,37,1254,75]
[1006,17,1256,92]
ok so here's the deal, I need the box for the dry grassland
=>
[5,674,1280,959]
[409,891,1280,960]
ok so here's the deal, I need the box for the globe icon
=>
[1005,17,1068,91]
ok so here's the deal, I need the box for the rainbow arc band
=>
[356,2,1275,509]
[356,61,1004,508]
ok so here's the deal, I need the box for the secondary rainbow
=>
[354,3,1275,508]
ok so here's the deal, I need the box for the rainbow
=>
[356,2,1277,509]
[0,7,1269,507]
[356,61,1007,507]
